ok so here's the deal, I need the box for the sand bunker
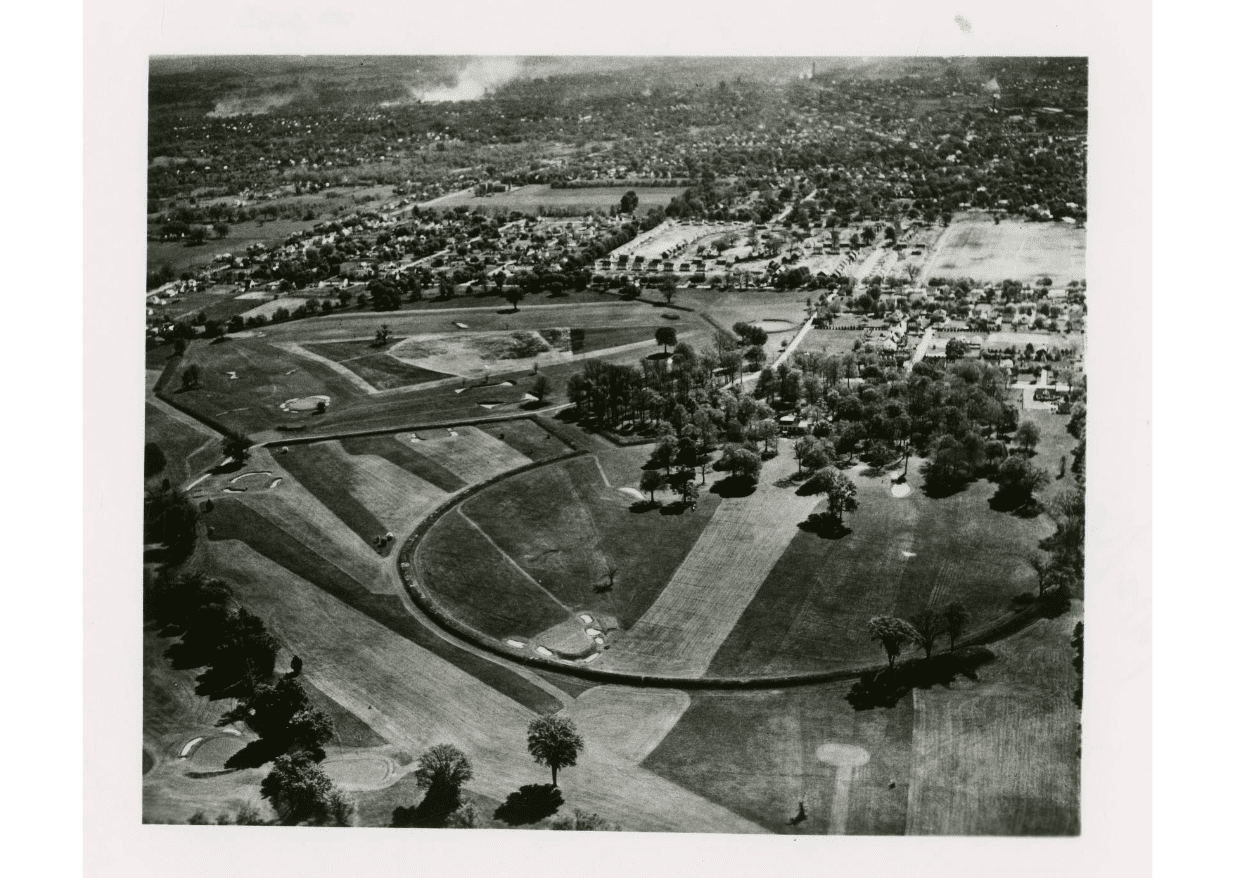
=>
[505,639,527,648]
[619,487,645,500]
[280,395,330,413]
[816,742,870,768]
[891,483,912,498]
[321,754,396,791]
[753,319,796,333]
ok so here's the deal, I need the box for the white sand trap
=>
[280,395,330,412]
[892,483,912,498]
[499,381,514,387]
[321,754,396,791]
[285,369,298,375]
[269,478,282,488]
[580,614,593,624]
[901,550,917,559]
[230,471,273,485]
[408,433,423,442]
[454,322,469,329]
[224,371,238,380]
[478,403,498,410]
[521,393,538,402]
[585,628,602,637]
[619,487,645,500]
[454,387,467,394]
[505,639,527,648]
[222,487,246,494]
[581,653,600,663]
[180,737,204,758]
[535,646,554,657]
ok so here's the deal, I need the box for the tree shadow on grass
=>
[987,492,1044,518]
[846,648,997,710]
[709,476,756,498]
[628,499,661,513]
[391,787,461,828]
[922,479,972,500]
[493,784,563,826]
[797,513,852,540]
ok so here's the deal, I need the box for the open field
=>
[416,508,573,639]
[476,419,571,461]
[144,402,219,485]
[422,183,686,217]
[301,340,453,390]
[398,426,533,484]
[597,445,823,678]
[206,504,561,715]
[706,458,1054,678]
[147,218,321,275]
[924,214,1086,285]
[907,605,1082,835]
[419,452,721,636]
[643,682,915,834]
[276,443,398,554]
[339,434,467,493]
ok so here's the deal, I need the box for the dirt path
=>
[594,442,822,678]
[205,540,765,832]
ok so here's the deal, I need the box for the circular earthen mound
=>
[321,754,396,790]
[891,483,912,498]
[230,471,276,489]
[189,735,246,771]
[816,742,871,767]
[280,395,330,413]
[753,319,796,333]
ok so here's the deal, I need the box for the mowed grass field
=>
[423,183,686,217]
[144,402,220,485]
[206,498,560,714]
[706,458,1055,678]
[415,508,572,640]
[643,682,915,834]
[301,340,454,390]
[422,452,721,636]
[907,605,1082,835]
[925,214,1086,285]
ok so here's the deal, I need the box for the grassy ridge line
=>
[208,497,561,716]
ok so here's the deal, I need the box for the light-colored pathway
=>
[595,443,821,678]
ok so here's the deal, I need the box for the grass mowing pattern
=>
[450,454,720,630]
[339,434,467,493]
[706,466,1052,677]
[402,427,532,484]
[298,677,387,749]
[144,403,219,484]
[303,341,453,390]
[208,497,560,715]
[476,419,571,462]
[415,508,572,640]
[907,608,1081,835]
[277,443,392,553]
[643,684,914,834]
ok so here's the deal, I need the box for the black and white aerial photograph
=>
[139,50,1091,835]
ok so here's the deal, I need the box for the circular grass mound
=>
[321,754,396,791]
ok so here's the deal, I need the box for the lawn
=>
[206,497,560,715]
[643,682,915,834]
[925,214,1086,285]
[424,452,721,635]
[276,443,393,554]
[302,340,455,390]
[705,459,1055,678]
[475,419,572,462]
[339,434,467,493]
[144,403,220,485]
[907,605,1082,835]
[164,337,365,436]
[414,508,572,640]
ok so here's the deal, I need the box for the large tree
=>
[910,608,947,659]
[655,326,678,354]
[868,616,920,669]
[527,715,584,787]
[719,445,762,484]
[992,456,1049,509]
[260,753,353,826]
[504,286,525,311]
[415,744,474,816]
[222,430,254,465]
[639,469,666,504]
[942,601,972,652]
[144,442,167,478]
[1015,420,1041,453]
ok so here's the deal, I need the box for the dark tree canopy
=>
[527,715,584,787]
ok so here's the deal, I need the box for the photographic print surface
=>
[142,55,1086,833]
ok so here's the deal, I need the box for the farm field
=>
[643,682,915,834]
[906,605,1083,835]
[147,217,321,275]
[706,457,1055,678]
[422,183,686,216]
[924,214,1086,285]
